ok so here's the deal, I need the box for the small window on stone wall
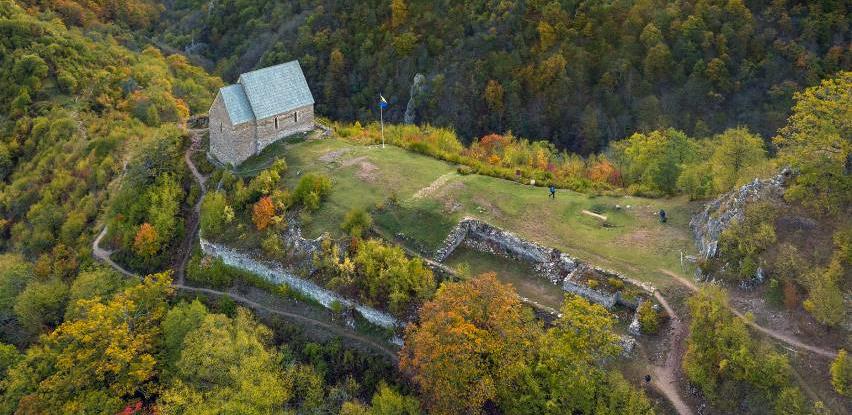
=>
[274,117,279,129]
[219,122,223,133]
[294,111,298,123]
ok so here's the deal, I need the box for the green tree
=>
[13,279,69,335]
[352,239,435,316]
[0,343,21,379]
[611,129,696,195]
[710,128,768,193]
[159,308,293,414]
[0,255,33,321]
[683,286,791,411]
[160,300,209,375]
[637,300,660,334]
[65,268,127,319]
[514,295,653,414]
[774,72,851,215]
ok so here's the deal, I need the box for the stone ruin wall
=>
[435,218,656,311]
[200,238,399,330]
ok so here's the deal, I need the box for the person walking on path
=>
[549,184,556,199]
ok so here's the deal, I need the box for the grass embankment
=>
[266,137,698,288]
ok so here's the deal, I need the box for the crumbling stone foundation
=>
[435,218,655,310]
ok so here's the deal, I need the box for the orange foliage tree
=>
[399,273,541,414]
[252,196,276,231]
[132,223,158,258]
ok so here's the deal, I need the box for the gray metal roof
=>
[238,61,315,120]
[219,84,255,125]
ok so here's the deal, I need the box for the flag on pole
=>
[378,95,387,148]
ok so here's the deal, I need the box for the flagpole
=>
[380,103,385,149]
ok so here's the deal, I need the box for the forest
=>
[150,0,850,152]
[0,0,849,414]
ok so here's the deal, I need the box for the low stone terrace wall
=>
[200,238,399,329]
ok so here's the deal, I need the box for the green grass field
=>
[277,137,699,287]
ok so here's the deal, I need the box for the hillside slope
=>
[153,0,849,151]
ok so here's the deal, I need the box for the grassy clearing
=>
[281,138,456,239]
[279,137,698,287]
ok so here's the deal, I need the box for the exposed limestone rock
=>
[689,169,790,260]
[404,73,426,124]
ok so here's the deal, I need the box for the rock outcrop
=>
[689,169,790,259]
[404,73,426,124]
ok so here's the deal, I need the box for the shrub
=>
[637,300,660,334]
[457,165,474,175]
[353,239,436,316]
[586,279,599,289]
[261,232,286,259]
[330,300,344,315]
[606,277,624,290]
[186,255,239,288]
[293,173,332,211]
[765,278,783,307]
[200,191,230,237]
[341,208,373,238]
[831,349,851,396]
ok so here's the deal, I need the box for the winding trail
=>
[174,128,208,285]
[650,290,694,415]
[92,126,399,363]
[659,269,837,359]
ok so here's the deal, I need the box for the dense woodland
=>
[0,0,849,414]
[151,0,850,152]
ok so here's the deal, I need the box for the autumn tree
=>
[252,196,276,231]
[0,273,173,414]
[399,273,541,414]
[390,0,408,30]
[133,222,159,257]
[484,80,504,115]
